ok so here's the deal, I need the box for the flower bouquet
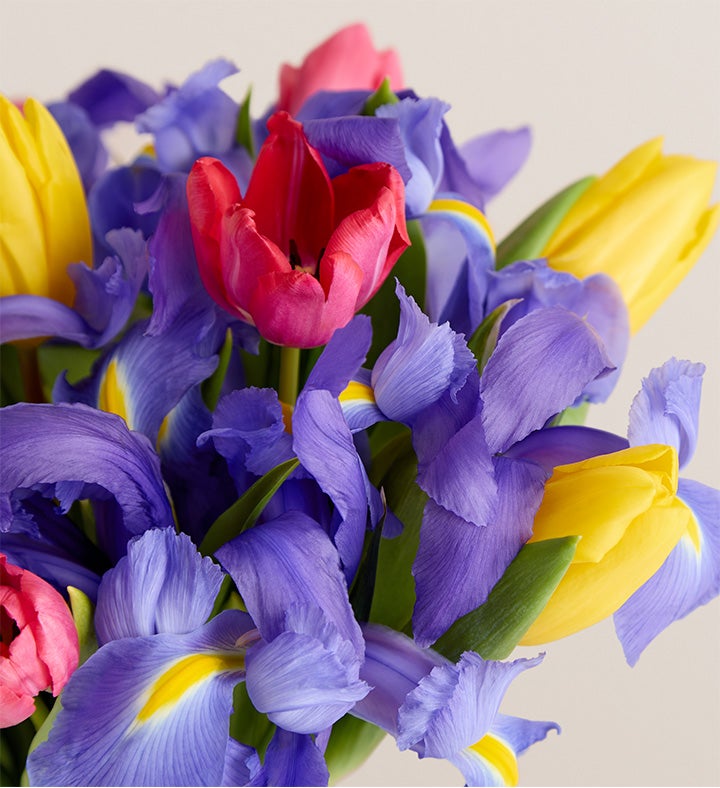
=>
[1,22,718,787]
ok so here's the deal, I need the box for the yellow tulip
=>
[542,138,719,333]
[520,444,692,645]
[0,95,92,306]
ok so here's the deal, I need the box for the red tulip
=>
[0,555,79,727]
[277,23,404,116]
[187,112,410,348]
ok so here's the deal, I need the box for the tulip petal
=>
[94,528,224,645]
[614,478,720,665]
[480,306,614,453]
[26,611,252,787]
[245,112,334,267]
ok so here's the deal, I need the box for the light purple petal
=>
[627,358,705,469]
[397,652,544,758]
[480,306,614,453]
[486,261,629,402]
[48,101,108,191]
[505,426,629,474]
[245,626,369,734]
[305,315,372,395]
[375,97,449,216]
[216,511,363,658]
[95,527,224,645]
[303,115,411,182]
[221,738,263,787]
[293,389,374,580]
[457,127,532,202]
[412,457,546,648]
[27,610,254,787]
[372,282,476,424]
[0,294,91,345]
[259,729,330,787]
[614,478,720,666]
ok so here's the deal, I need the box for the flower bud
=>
[542,138,719,333]
[520,444,692,644]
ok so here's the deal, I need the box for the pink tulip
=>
[187,111,409,348]
[0,555,79,728]
[278,23,404,116]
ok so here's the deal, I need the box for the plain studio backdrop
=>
[2,1,719,785]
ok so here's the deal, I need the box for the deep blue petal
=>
[260,729,330,787]
[48,101,108,191]
[67,68,161,127]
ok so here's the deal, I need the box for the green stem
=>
[278,346,301,408]
[17,345,45,403]
[30,695,50,732]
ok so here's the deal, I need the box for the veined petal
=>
[245,112,334,266]
[245,628,369,733]
[292,388,375,577]
[27,611,253,787]
[0,403,173,562]
[412,457,546,648]
[305,315,372,395]
[371,282,476,424]
[614,478,720,665]
[94,528,224,645]
[0,294,91,345]
[628,358,705,468]
[480,306,614,453]
[216,511,363,657]
[258,728,330,787]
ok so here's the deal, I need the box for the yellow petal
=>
[0,99,48,297]
[22,98,92,306]
[521,496,692,644]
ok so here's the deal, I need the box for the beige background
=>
[2,0,719,785]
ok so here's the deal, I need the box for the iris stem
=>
[17,345,45,403]
[278,346,301,408]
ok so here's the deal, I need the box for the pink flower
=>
[187,111,410,348]
[0,555,79,728]
[278,23,404,116]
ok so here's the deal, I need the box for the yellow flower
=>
[542,138,719,333]
[0,95,92,306]
[520,444,693,645]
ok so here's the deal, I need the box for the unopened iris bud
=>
[0,95,92,307]
[520,443,692,644]
[542,138,719,334]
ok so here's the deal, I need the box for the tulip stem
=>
[278,346,301,409]
[17,346,45,403]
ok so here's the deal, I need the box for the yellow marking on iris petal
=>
[686,512,702,553]
[469,733,518,786]
[97,359,131,426]
[156,412,171,448]
[338,381,376,405]
[137,653,245,722]
[427,198,496,251]
[280,400,294,434]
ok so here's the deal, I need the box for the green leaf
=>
[495,176,595,269]
[369,440,427,632]
[229,683,275,759]
[325,715,386,784]
[361,220,426,366]
[467,299,521,374]
[201,327,234,411]
[235,86,255,158]
[434,536,580,661]
[199,457,300,556]
[550,400,590,427]
[68,586,98,665]
[37,343,102,398]
[362,77,399,115]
